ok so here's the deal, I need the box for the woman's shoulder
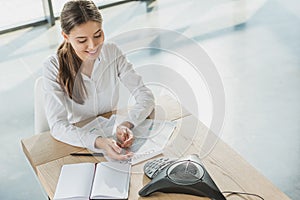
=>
[44,54,58,67]
[102,42,122,53]
[44,54,58,64]
[44,54,58,66]
[101,42,124,60]
[103,42,118,49]
[43,54,59,76]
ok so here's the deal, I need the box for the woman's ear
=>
[61,31,69,42]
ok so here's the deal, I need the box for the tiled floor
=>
[0,0,299,199]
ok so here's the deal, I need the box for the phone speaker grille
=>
[167,161,204,185]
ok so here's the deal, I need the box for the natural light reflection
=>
[0,0,44,30]
[0,0,132,31]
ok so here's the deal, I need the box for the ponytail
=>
[57,41,87,104]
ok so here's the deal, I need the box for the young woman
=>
[43,0,154,160]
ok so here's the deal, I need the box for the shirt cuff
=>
[81,133,103,153]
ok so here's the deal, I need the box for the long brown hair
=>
[57,0,102,104]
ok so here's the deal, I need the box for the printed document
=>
[80,115,176,165]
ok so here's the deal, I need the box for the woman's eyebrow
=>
[75,29,102,39]
[94,29,102,34]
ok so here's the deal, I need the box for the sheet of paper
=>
[79,115,116,138]
[53,163,95,200]
[90,162,131,199]
[82,115,176,165]
[129,119,176,164]
[108,115,176,164]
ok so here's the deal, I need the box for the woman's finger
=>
[116,132,124,142]
[107,149,128,160]
[109,139,122,153]
[106,146,133,160]
[123,134,134,148]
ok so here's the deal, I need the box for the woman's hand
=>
[95,137,132,160]
[116,123,134,148]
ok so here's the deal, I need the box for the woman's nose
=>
[87,39,96,49]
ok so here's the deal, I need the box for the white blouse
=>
[43,43,155,152]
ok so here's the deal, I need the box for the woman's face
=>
[63,21,104,61]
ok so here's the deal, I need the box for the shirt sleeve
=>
[42,56,103,152]
[113,44,155,127]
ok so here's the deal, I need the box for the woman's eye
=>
[94,33,102,38]
[78,40,87,43]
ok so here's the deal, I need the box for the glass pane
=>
[52,0,128,17]
[94,0,127,6]
[52,0,69,16]
[0,0,44,31]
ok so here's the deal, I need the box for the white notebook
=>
[53,162,131,200]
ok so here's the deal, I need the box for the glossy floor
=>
[0,0,299,199]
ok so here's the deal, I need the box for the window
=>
[0,0,44,31]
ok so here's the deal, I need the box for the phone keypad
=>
[144,157,175,179]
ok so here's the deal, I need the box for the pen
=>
[70,153,104,157]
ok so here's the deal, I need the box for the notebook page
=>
[53,163,95,200]
[90,162,131,199]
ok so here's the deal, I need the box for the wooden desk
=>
[21,97,290,200]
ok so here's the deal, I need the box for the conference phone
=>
[140,154,226,200]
